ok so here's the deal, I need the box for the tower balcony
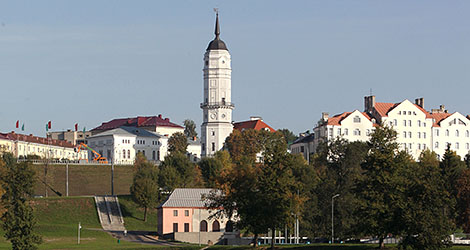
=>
[200,101,235,109]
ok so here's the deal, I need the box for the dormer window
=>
[353,116,361,123]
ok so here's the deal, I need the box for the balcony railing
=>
[200,101,235,109]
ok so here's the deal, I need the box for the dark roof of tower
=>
[206,13,228,51]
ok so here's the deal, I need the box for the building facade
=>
[201,13,234,157]
[87,126,166,164]
[47,130,92,145]
[157,188,239,245]
[309,96,470,160]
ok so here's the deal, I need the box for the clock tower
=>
[200,12,234,157]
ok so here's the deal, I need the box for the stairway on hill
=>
[94,195,126,231]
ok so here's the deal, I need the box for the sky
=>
[0,1,469,137]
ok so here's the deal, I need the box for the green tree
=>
[198,151,231,188]
[457,168,470,233]
[208,130,303,249]
[355,125,404,249]
[159,152,203,192]
[398,150,453,249]
[183,119,198,138]
[0,153,42,250]
[130,153,159,221]
[168,132,189,155]
[277,128,298,145]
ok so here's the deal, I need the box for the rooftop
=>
[158,188,219,208]
[92,115,183,132]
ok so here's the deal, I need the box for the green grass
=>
[0,196,196,249]
[32,164,135,197]
[118,195,158,231]
[207,244,470,250]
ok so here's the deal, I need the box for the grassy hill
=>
[32,164,134,197]
[0,196,196,249]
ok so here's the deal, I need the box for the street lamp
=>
[331,194,340,244]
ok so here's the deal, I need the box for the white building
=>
[310,96,470,160]
[87,126,166,164]
[312,110,375,153]
[201,13,234,157]
[0,132,86,160]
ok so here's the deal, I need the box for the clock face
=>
[210,112,217,120]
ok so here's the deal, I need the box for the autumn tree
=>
[168,132,189,155]
[0,153,42,250]
[130,153,159,221]
[183,119,198,138]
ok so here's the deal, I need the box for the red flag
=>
[48,121,51,129]
[75,123,78,131]
[16,120,19,128]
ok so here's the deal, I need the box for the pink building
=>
[157,188,239,245]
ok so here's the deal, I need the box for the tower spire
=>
[214,8,220,39]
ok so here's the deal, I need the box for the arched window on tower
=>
[212,220,220,232]
[200,220,208,232]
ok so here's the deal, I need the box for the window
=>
[456,130,460,137]
[173,223,178,232]
[152,151,156,160]
[408,132,412,138]
[329,128,333,136]
[185,210,189,216]
[423,144,426,149]
[418,132,421,138]
[173,210,178,216]
[403,120,407,126]
[142,150,145,156]
[123,149,126,159]
[409,143,412,149]
[344,129,348,135]
[423,122,426,127]
[184,223,190,232]
[337,128,341,135]
[435,142,439,148]
[366,129,370,136]
[212,142,215,151]
[353,116,361,123]
[226,221,234,232]
[300,146,304,153]
[418,143,421,150]
[418,120,421,127]
[423,132,426,139]
[467,130,470,137]
[127,150,130,158]
[403,131,407,138]
[354,129,360,136]
[408,120,412,127]
[446,129,449,136]
[200,220,208,232]
[393,119,397,126]
[436,130,439,136]
[467,143,469,150]
[408,111,412,115]
[157,151,160,160]
[212,220,220,232]
[456,142,460,149]
[211,131,215,136]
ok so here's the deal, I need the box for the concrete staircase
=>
[94,195,126,231]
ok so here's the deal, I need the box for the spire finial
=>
[214,8,220,39]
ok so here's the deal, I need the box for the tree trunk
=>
[379,236,385,249]
[271,227,275,250]
[144,206,147,222]
[253,233,258,248]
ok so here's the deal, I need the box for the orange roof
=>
[429,112,452,127]
[233,120,276,132]
[374,102,432,118]
[326,111,372,126]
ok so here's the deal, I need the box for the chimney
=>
[431,105,448,114]
[158,114,162,118]
[415,98,424,108]
[193,136,197,141]
[322,112,329,122]
[364,95,376,113]
[250,116,262,121]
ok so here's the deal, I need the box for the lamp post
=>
[331,194,340,244]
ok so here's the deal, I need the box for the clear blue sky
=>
[1,1,469,136]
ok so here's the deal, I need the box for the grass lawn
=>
[208,243,470,250]
[118,195,158,231]
[0,196,196,250]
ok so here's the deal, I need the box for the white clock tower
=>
[201,12,234,157]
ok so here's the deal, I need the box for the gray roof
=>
[158,188,220,208]
[89,126,161,139]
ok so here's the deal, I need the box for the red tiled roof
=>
[5,132,75,148]
[0,133,8,140]
[374,102,431,118]
[92,115,184,131]
[429,112,452,127]
[327,112,352,126]
[233,120,276,132]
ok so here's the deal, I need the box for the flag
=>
[21,124,24,131]
[83,127,86,133]
[45,123,48,132]
[48,121,51,130]
[16,120,19,128]
[75,123,78,131]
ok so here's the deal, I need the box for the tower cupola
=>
[206,12,228,51]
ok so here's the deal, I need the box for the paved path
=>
[94,195,126,231]
[110,231,180,246]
